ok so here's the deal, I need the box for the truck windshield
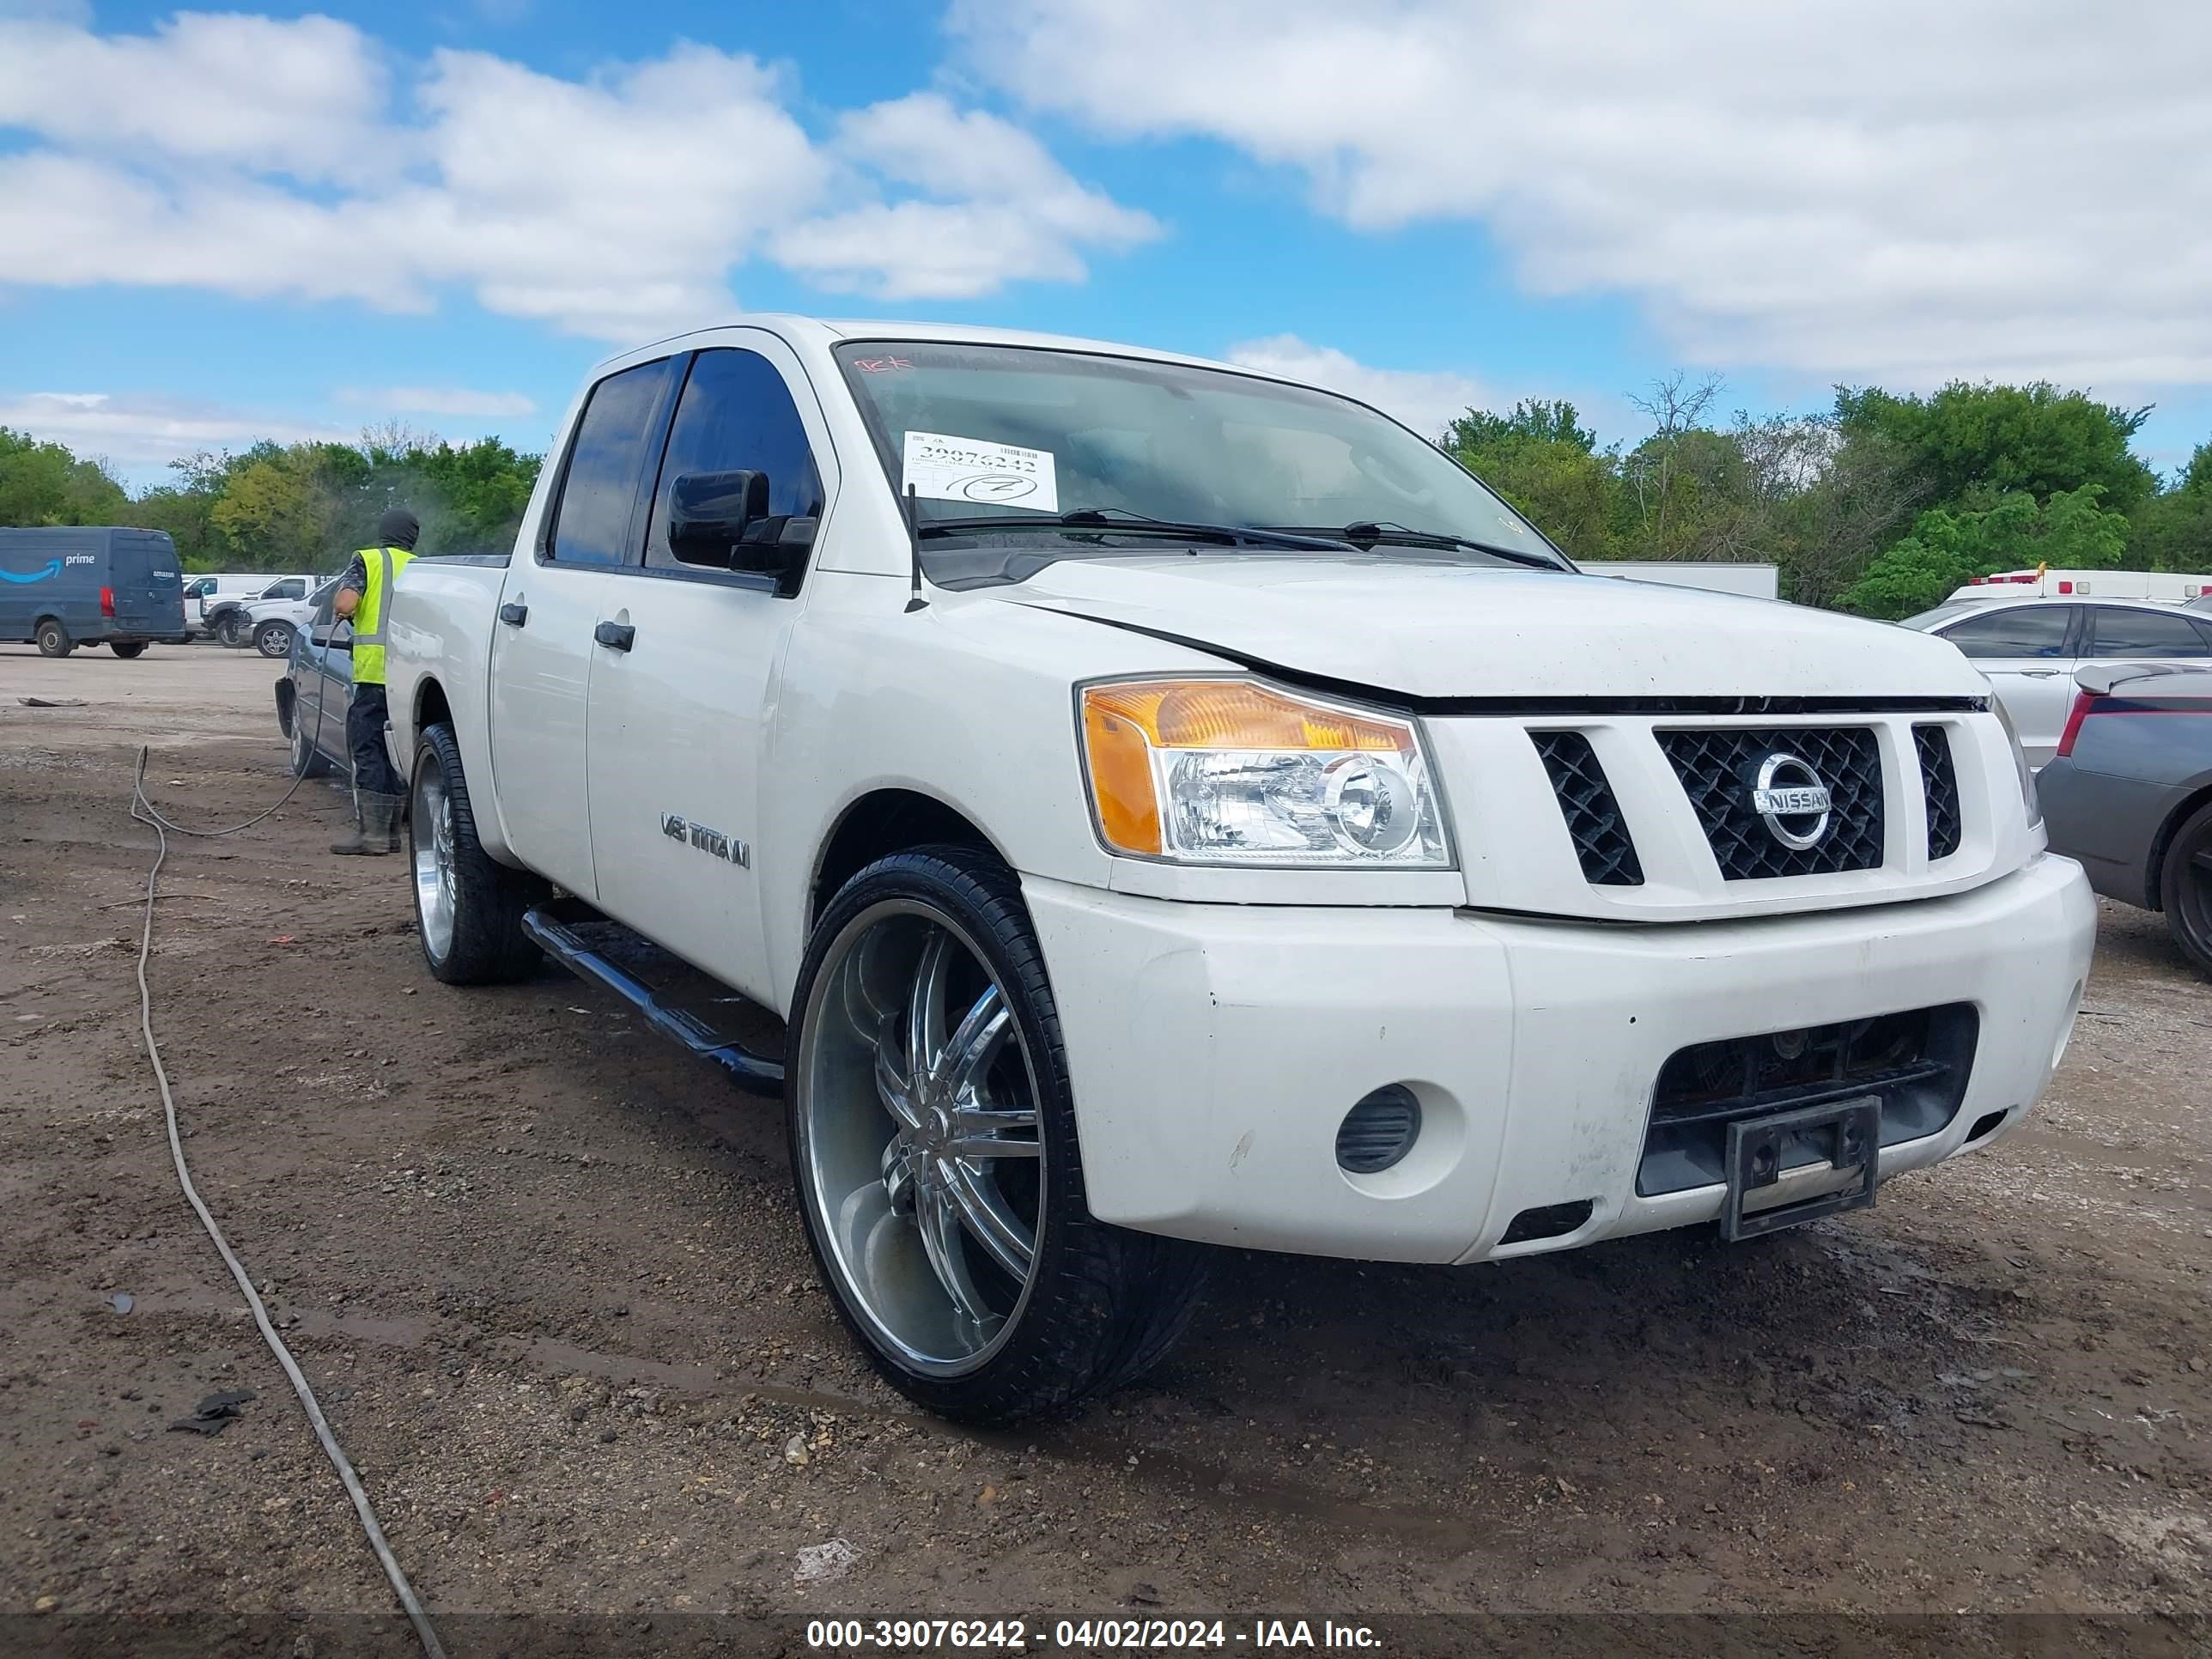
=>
[832,342,1566,580]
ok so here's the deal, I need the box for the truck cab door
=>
[584,341,833,1003]
[488,355,676,902]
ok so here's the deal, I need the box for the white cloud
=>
[0,15,1152,338]
[954,0,2212,390]
[773,93,1160,299]
[0,391,350,470]
[0,11,386,179]
[0,0,91,23]
[1225,335,1485,440]
[336,386,538,418]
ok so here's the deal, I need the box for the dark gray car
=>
[2036,661,2212,975]
[272,580,354,781]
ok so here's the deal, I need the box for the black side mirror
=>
[667,471,771,568]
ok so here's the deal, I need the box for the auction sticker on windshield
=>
[902,430,1060,513]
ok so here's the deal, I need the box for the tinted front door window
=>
[644,349,824,571]
[1941,605,2074,659]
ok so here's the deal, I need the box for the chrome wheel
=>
[291,718,315,778]
[412,763,457,963]
[795,901,1044,1376]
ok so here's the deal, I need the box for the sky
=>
[3,0,2209,489]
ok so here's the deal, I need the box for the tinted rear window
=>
[549,359,672,564]
[2087,605,2211,659]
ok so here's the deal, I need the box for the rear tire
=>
[409,722,545,985]
[255,621,295,659]
[109,641,147,659]
[35,619,72,658]
[787,846,1208,1425]
[290,715,331,780]
[2160,801,2212,979]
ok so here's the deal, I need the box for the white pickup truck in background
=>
[384,317,2095,1424]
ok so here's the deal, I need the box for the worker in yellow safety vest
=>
[328,507,419,855]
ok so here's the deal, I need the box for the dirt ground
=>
[3,641,2207,1656]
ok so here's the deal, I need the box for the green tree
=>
[1441,398,1621,559]
[0,426,131,526]
[1832,381,2156,518]
[1768,427,1926,609]
[132,453,231,568]
[1841,484,2129,617]
[210,447,343,570]
[1614,373,1726,558]
[2131,442,2212,574]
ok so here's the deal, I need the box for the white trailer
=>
[1580,561,1781,601]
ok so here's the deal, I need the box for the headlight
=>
[1990,699,2042,825]
[1079,678,1452,867]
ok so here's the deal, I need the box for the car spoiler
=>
[2074,661,2212,697]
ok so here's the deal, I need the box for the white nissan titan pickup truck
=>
[384,317,2096,1423]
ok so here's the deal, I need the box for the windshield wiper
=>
[1260,520,1568,571]
[917,507,1355,553]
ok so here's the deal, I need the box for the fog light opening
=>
[1965,1109,2011,1144]
[1335,1085,1422,1175]
[1498,1200,1596,1246]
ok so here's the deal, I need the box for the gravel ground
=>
[2,642,2207,1656]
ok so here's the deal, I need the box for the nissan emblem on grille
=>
[1749,753,1832,850]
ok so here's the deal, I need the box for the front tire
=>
[110,641,147,659]
[409,723,545,985]
[255,621,295,659]
[290,714,331,780]
[787,847,1207,1425]
[213,613,246,648]
[35,619,72,658]
[2161,801,2212,979]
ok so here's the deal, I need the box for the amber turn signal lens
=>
[1084,680,1413,755]
[1082,696,1164,854]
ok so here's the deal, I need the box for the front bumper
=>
[1024,853,2094,1264]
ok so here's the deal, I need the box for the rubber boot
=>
[331,793,404,856]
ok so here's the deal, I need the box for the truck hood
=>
[997,557,1985,701]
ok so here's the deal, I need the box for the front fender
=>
[755,572,1226,1012]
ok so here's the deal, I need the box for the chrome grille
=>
[1657,726,1885,880]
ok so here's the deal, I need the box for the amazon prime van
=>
[1,526,189,658]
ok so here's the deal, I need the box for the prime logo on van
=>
[660,812,750,869]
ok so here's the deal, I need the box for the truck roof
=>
[608,313,1297,386]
